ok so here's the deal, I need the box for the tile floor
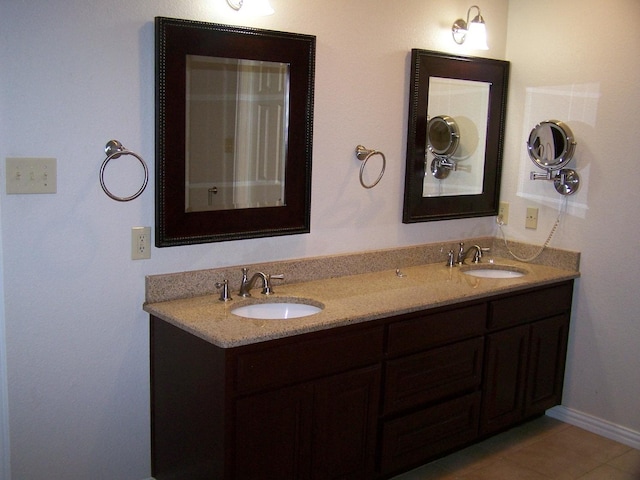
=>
[391,416,640,479]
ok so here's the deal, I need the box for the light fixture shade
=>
[466,18,489,50]
[451,6,489,50]
[229,0,275,16]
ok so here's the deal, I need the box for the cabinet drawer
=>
[488,281,573,330]
[233,325,384,394]
[387,304,486,356]
[383,337,483,414]
[380,391,481,475]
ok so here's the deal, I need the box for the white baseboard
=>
[546,406,640,450]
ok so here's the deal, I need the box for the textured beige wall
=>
[504,0,640,436]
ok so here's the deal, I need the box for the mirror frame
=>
[155,17,316,246]
[403,49,510,222]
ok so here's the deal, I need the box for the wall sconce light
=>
[452,5,489,50]
[226,0,274,16]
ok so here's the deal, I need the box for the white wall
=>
[0,1,508,478]
[1,0,638,478]
[503,0,640,434]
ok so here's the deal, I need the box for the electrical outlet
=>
[525,207,539,230]
[131,227,151,260]
[498,202,509,225]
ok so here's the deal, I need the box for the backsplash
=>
[145,236,580,304]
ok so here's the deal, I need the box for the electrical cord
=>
[497,197,567,262]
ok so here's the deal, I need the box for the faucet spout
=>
[238,268,283,297]
[456,242,487,265]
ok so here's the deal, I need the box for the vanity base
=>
[151,280,573,479]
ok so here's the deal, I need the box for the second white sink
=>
[232,301,323,320]
[461,265,527,279]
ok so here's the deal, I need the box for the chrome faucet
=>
[238,267,284,297]
[456,242,487,265]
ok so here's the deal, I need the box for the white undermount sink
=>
[231,301,323,320]
[461,265,527,279]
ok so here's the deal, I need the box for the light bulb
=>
[466,21,488,50]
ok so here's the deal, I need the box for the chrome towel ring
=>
[355,145,386,189]
[99,140,149,202]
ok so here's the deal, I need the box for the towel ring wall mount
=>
[99,140,149,202]
[355,145,386,189]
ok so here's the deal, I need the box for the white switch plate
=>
[6,157,57,194]
[131,227,151,260]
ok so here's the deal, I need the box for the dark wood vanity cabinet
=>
[151,319,384,480]
[481,282,573,435]
[379,304,486,475]
[151,280,573,480]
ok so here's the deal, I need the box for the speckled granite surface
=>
[145,237,580,304]
[144,238,580,348]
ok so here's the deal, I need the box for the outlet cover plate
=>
[498,202,509,225]
[525,207,539,230]
[132,226,151,260]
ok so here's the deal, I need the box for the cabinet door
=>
[235,383,314,479]
[481,324,529,435]
[525,314,570,416]
[312,366,381,480]
[234,366,381,480]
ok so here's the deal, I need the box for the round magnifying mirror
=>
[527,120,576,170]
[427,115,460,157]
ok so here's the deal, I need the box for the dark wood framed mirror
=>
[155,17,315,246]
[403,50,509,223]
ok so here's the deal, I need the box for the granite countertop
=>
[144,257,579,348]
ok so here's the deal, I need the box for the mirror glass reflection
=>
[403,49,509,223]
[423,77,489,197]
[185,56,290,212]
[527,120,575,170]
[155,17,315,246]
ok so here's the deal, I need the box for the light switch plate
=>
[6,157,57,194]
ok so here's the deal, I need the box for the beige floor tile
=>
[504,441,593,479]
[504,426,632,479]
[430,442,504,475]
[389,461,457,480]
[479,416,571,455]
[456,458,548,479]
[577,464,639,480]
[389,417,638,480]
[607,449,640,476]
[550,426,631,463]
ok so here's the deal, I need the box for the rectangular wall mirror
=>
[155,17,316,246]
[403,50,509,222]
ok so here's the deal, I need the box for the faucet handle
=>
[263,273,284,295]
[215,279,233,302]
[446,250,455,267]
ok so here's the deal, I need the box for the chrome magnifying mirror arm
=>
[530,168,580,195]
[554,168,580,195]
[430,157,458,180]
[530,171,552,181]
